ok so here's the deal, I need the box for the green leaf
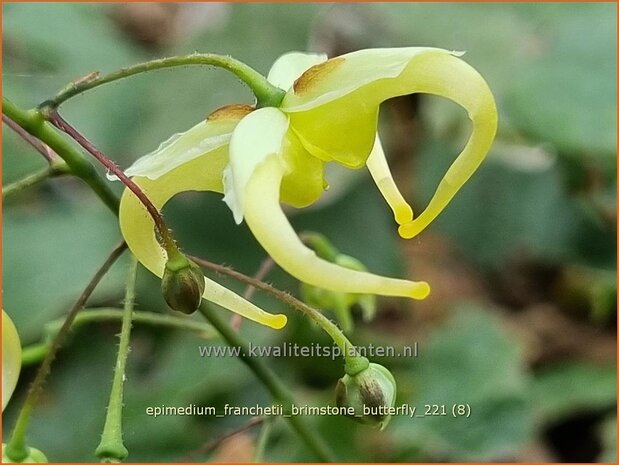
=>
[4,3,146,157]
[390,306,534,460]
[380,2,616,159]
[530,362,617,423]
[3,3,140,76]
[416,138,616,269]
[3,202,124,342]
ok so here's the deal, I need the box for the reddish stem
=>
[3,113,56,163]
[46,110,176,253]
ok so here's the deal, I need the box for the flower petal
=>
[2,310,21,411]
[119,138,287,330]
[366,135,413,225]
[283,47,459,112]
[267,51,328,92]
[223,107,289,224]
[223,107,325,224]
[282,47,497,237]
[117,120,238,181]
[243,155,430,300]
[279,127,326,209]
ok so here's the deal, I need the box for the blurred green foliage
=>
[2,3,616,462]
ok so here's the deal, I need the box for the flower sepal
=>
[118,46,496,330]
[2,444,48,463]
[161,253,205,315]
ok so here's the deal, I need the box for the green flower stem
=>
[19,343,50,367]
[42,54,286,110]
[299,232,339,261]
[2,165,66,200]
[21,308,217,367]
[190,256,360,362]
[198,303,335,463]
[2,98,120,215]
[3,113,57,163]
[4,241,127,463]
[95,256,138,462]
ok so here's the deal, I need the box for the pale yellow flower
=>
[119,48,497,329]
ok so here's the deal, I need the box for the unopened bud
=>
[335,362,397,430]
[2,444,48,463]
[161,255,205,314]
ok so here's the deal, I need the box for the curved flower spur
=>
[118,47,498,329]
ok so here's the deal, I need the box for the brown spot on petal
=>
[207,104,254,122]
[293,57,345,94]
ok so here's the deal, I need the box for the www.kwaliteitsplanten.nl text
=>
[197,342,418,360]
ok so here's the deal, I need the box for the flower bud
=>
[335,362,397,430]
[161,255,205,314]
[2,444,48,463]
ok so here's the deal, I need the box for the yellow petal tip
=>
[410,281,431,300]
[265,313,288,330]
[398,221,416,239]
[398,219,431,239]
[394,205,414,226]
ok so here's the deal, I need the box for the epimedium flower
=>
[118,47,497,329]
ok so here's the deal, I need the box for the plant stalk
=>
[191,256,356,357]
[42,54,285,110]
[95,256,138,462]
[46,111,179,255]
[3,113,56,163]
[2,166,66,200]
[2,98,120,215]
[199,303,335,462]
[21,308,216,367]
[4,242,127,462]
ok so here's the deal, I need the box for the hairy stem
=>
[21,308,216,367]
[191,255,355,355]
[3,111,71,199]
[243,257,276,302]
[3,113,56,163]
[95,256,138,462]
[42,54,285,110]
[231,256,276,331]
[4,242,127,462]
[46,111,179,254]
[199,303,335,462]
[2,98,120,215]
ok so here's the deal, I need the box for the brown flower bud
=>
[161,255,205,314]
[335,362,397,430]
